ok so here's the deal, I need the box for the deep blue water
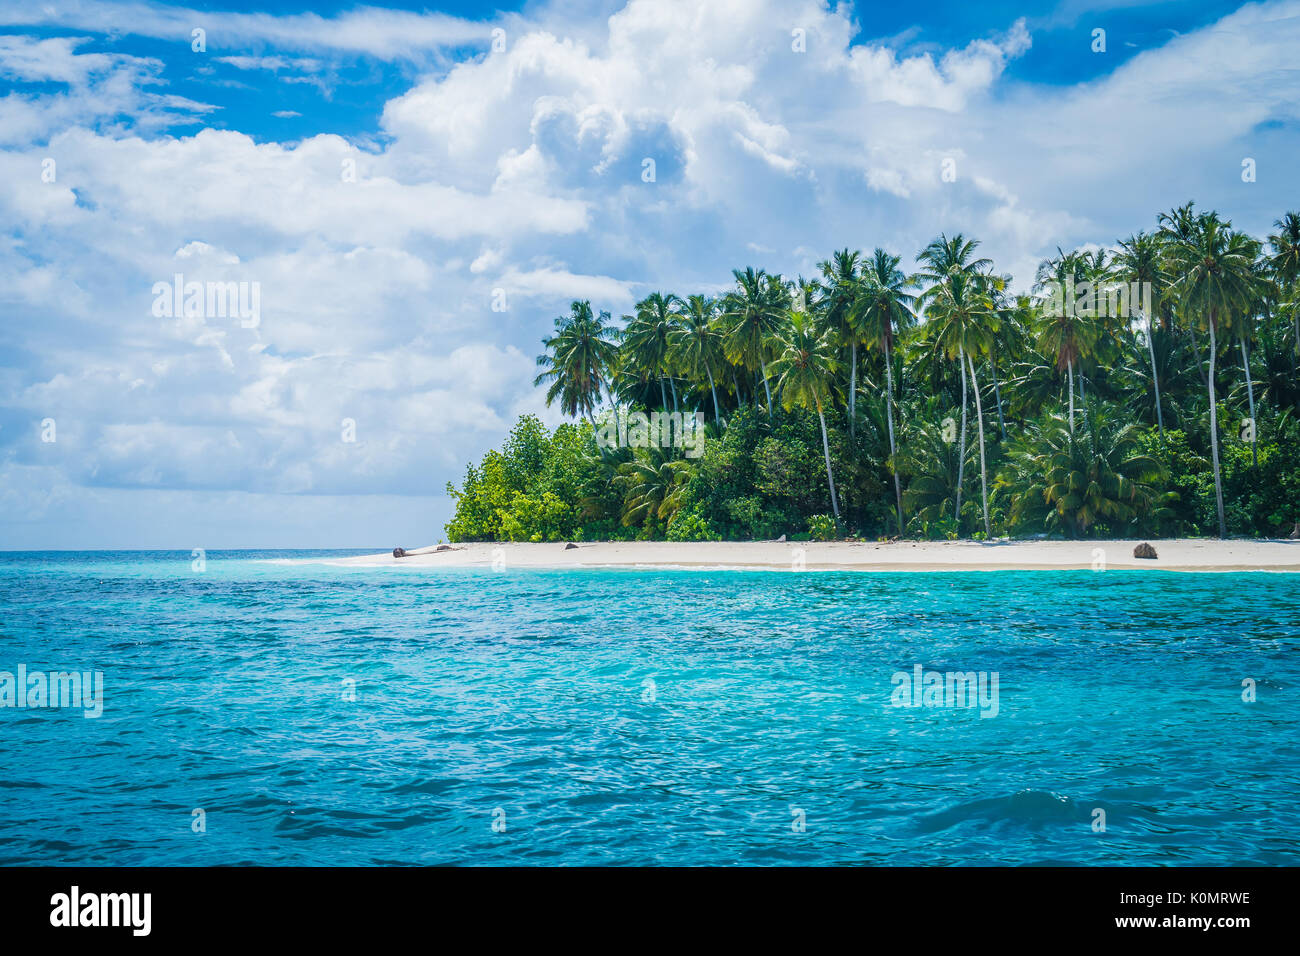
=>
[0,550,1297,866]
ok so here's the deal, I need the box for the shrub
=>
[807,514,837,541]
[666,507,722,542]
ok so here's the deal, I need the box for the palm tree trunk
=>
[1067,358,1075,435]
[760,359,773,418]
[884,338,903,534]
[956,344,967,525]
[707,368,721,424]
[1207,319,1227,537]
[670,378,679,414]
[990,357,1007,440]
[659,377,667,411]
[817,404,840,522]
[969,353,990,538]
[1240,338,1257,467]
[849,341,857,440]
[731,368,742,406]
[1145,314,1165,438]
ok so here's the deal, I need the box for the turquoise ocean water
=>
[1,550,1297,866]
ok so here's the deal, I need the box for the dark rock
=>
[565,542,579,550]
[1133,542,1158,560]
[392,547,406,558]
[435,544,452,552]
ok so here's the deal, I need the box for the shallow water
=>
[1,550,1297,865]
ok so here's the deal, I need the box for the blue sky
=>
[2,0,1298,548]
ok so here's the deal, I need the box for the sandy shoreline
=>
[324,539,1300,573]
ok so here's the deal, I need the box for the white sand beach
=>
[330,539,1300,572]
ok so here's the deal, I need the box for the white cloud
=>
[0,35,215,144]
[0,0,492,60]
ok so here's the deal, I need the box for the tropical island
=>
[443,205,1300,547]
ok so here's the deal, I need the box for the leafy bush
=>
[666,507,722,541]
[807,514,837,541]
[446,416,596,542]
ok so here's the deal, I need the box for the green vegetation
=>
[447,205,1300,542]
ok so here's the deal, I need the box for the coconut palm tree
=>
[817,249,862,436]
[622,292,682,412]
[768,309,842,523]
[534,300,618,423]
[915,234,993,535]
[896,398,975,537]
[614,447,695,529]
[1267,212,1300,353]
[722,267,786,416]
[918,268,998,537]
[1033,248,1099,435]
[1114,231,1168,437]
[1236,249,1271,466]
[1163,212,1259,537]
[1077,248,1122,407]
[998,402,1170,537]
[1157,201,1208,390]
[988,289,1034,438]
[856,248,916,532]
[670,294,726,423]
[916,233,995,528]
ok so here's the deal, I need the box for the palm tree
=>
[918,268,998,536]
[1033,248,1098,435]
[998,402,1170,537]
[1078,248,1120,407]
[988,289,1033,439]
[1164,212,1259,537]
[817,249,862,436]
[613,447,695,529]
[534,300,618,423]
[1157,201,1209,390]
[1236,250,1271,466]
[856,248,916,532]
[768,309,842,522]
[1114,231,1167,437]
[1267,212,1300,353]
[916,234,996,535]
[723,267,786,416]
[671,294,726,423]
[622,292,683,411]
[896,398,975,537]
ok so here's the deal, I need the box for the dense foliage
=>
[448,206,1300,541]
